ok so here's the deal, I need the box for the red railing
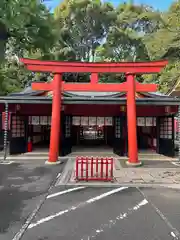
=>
[75,156,114,182]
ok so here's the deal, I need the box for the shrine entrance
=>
[71,116,114,148]
[137,117,157,151]
[27,116,51,151]
[79,125,105,146]
[20,58,168,165]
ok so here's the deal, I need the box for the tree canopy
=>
[0,0,179,94]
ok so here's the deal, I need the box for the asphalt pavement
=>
[0,160,66,240]
[16,185,180,240]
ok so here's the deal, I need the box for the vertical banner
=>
[97,117,104,126]
[72,116,80,126]
[31,116,39,125]
[48,116,51,125]
[146,117,153,126]
[105,117,113,126]
[153,117,156,126]
[40,116,48,125]
[2,112,11,130]
[137,117,145,126]
[89,116,96,126]
[81,116,89,126]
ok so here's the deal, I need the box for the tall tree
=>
[96,2,160,62]
[145,0,180,92]
[0,0,56,95]
[54,0,116,62]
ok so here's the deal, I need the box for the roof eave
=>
[0,96,178,105]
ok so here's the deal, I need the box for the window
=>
[65,116,71,137]
[11,116,25,138]
[160,117,172,139]
[115,117,121,138]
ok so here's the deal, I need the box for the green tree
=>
[145,0,180,92]
[0,0,56,94]
[97,2,160,62]
[54,0,116,62]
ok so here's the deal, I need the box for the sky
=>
[45,0,174,11]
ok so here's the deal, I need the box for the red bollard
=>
[110,158,113,178]
[106,158,108,178]
[86,157,88,181]
[96,157,98,177]
[75,156,114,182]
[27,137,32,152]
[101,158,103,179]
[76,157,79,180]
[81,157,84,179]
[91,157,93,178]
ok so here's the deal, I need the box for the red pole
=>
[76,157,79,180]
[48,73,62,163]
[126,74,141,166]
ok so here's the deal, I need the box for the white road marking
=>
[0,161,14,164]
[56,173,61,179]
[80,198,148,240]
[171,162,180,167]
[47,186,86,199]
[8,177,24,180]
[171,232,178,239]
[28,187,128,229]
[138,188,180,239]
[86,187,128,203]
[12,171,61,240]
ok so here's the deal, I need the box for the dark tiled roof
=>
[8,87,44,96]
[8,87,174,99]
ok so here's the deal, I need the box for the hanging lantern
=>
[120,106,126,112]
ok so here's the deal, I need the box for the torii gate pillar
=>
[46,73,62,164]
[126,74,140,166]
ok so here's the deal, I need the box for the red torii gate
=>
[20,58,168,166]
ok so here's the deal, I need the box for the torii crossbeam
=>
[20,58,168,166]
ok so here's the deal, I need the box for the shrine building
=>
[0,58,179,166]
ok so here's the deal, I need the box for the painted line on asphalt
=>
[171,162,180,167]
[0,161,14,165]
[47,186,86,199]
[80,199,148,240]
[28,187,128,229]
[138,188,180,239]
[171,231,178,239]
[12,171,61,240]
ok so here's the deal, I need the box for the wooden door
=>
[60,114,72,156]
[113,116,126,156]
[157,116,174,157]
[10,115,28,154]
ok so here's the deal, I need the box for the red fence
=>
[75,156,114,182]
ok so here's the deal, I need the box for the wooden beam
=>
[32,82,52,91]
[20,58,168,68]
[27,64,165,74]
[62,82,128,92]
[91,73,98,84]
[31,81,157,93]
[135,83,158,92]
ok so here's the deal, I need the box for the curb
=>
[56,182,180,189]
